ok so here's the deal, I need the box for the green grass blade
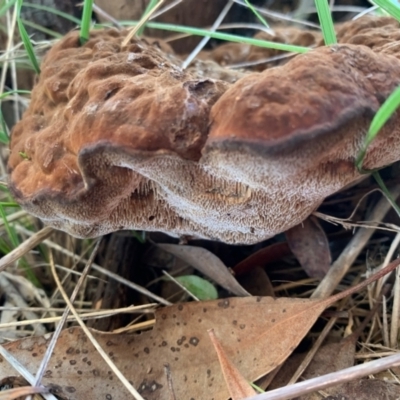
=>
[356,85,400,170]
[23,2,81,25]
[120,21,310,53]
[0,202,20,207]
[0,0,16,17]
[80,0,93,45]
[131,230,145,243]
[314,0,337,45]
[244,0,269,28]
[17,20,40,74]
[0,204,39,285]
[21,18,62,38]
[0,89,31,100]
[0,110,9,144]
[16,0,40,74]
[0,204,19,248]
[373,171,400,218]
[372,0,400,21]
[0,90,31,143]
[137,0,159,36]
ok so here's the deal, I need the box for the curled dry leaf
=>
[8,16,400,245]
[158,244,250,296]
[285,217,331,279]
[1,258,398,400]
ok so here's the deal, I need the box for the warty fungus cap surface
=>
[8,17,400,244]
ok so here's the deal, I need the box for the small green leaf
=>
[356,85,400,170]
[175,275,218,301]
[314,0,337,45]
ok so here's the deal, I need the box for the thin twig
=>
[312,185,400,299]
[0,226,54,272]
[122,0,165,46]
[244,352,400,400]
[182,0,235,69]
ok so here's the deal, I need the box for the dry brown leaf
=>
[237,267,275,297]
[233,242,291,277]
[0,259,398,400]
[158,244,250,296]
[285,217,331,279]
[0,297,324,399]
[208,328,257,400]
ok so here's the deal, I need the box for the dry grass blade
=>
[390,264,400,348]
[0,345,57,400]
[0,305,153,330]
[182,0,235,69]
[162,270,200,301]
[49,248,146,400]
[244,352,400,400]
[33,239,101,387]
[0,2,18,106]
[0,386,47,399]
[287,313,338,385]
[0,274,46,335]
[0,226,54,272]
[0,210,28,229]
[122,0,165,46]
[312,185,400,299]
[15,225,172,305]
[375,231,400,296]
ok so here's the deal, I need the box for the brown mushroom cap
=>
[8,17,400,243]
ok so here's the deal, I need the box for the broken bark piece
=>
[8,18,400,244]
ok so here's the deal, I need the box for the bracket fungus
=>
[8,16,400,244]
